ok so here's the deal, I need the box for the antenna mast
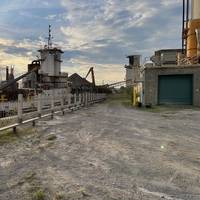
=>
[47,24,53,48]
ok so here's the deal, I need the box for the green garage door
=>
[158,75,193,105]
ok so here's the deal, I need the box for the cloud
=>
[161,0,182,7]
[0,0,183,83]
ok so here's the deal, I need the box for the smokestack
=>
[11,67,14,75]
[6,66,9,81]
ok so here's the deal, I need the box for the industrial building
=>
[144,65,200,106]
[150,49,183,66]
[126,0,200,107]
[68,73,93,92]
[23,26,69,91]
[124,55,141,87]
[124,55,143,105]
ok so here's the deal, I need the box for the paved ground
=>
[0,100,200,200]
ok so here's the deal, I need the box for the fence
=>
[0,92,106,132]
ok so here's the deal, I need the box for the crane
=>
[85,67,95,86]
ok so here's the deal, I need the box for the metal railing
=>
[0,92,106,132]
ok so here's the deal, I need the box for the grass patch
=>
[0,130,18,144]
[106,89,133,107]
[54,192,65,200]
[32,189,45,200]
[46,134,57,141]
[0,127,35,145]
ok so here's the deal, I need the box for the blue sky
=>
[0,0,182,84]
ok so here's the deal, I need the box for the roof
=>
[124,65,132,69]
[68,73,92,88]
[126,55,141,58]
[38,47,64,53]
[155,49,182,53]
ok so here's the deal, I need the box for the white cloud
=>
[161,0,182,7]
[60,0,159,51]
[0,0,183,83]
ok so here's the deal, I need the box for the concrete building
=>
[150,49,182,66]
[144,65,200,106]
[38,48,63,76]
[143,0,200,107]
[124,55,141,87]
[68,73,92,92]
[23,26,69,91]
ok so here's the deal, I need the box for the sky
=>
[0,0,183,84]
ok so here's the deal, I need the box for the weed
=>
[32,189,45,200]
[46,134,57,141]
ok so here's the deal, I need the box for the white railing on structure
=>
[0,92,106,132]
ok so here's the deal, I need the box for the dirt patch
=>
[0,102,200,199]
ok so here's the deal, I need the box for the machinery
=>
[183,0,200,61]
[0,61,41,101]
[85,67,96,86]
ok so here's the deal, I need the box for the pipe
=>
[6,66,9,81]
[186,0,189,27]
[182,0,185,53]
[11,67,14,75]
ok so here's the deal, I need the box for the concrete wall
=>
[144,65,200,107]
[126,67,133,83]
[39,50,62,76]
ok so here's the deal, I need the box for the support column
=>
[61,97,64,115]
[79,93,82,106]
[18,94,23,123]
[51,92,54,119]
[68,93,71,107]
[38,93,42,118]
[85,92,88,106]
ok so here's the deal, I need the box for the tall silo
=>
[187,0,200,58]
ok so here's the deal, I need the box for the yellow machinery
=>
[0,95,8,102]
[186,0,200,58]
[133,83,142,106]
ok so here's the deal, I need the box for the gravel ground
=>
[0,101,200,200]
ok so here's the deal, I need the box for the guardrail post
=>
[75,93,78,106]
[89,92,91,104]
[92,92,94,103]
[91,92,93,103]
[79,93,82,106]
[61,97,64,115]
[13,126,17,133]
[18,94,23,123]
[83,92,86,106]
[38,93,42,118]
[94,93,96,102]
[51,93,54,119]
[68,93,71,109]
[86,92,88,106]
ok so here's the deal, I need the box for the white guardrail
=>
[0,92,106,132]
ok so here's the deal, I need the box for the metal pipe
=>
[186,0,189,26]
[186,0,190,54]
[6,66,9,81]
[182,0,185,53]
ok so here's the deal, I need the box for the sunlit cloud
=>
[0,0,182,83]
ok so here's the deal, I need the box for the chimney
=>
[11,67,14,75]
[6,66,9,81]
